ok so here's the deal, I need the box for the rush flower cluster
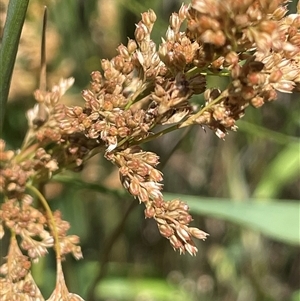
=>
[0,0,299,300]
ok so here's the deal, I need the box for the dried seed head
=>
[225,51,239,65]
[158,224,174,237]
[251,96,265,108]
[148,9,157,23]
[170,13,181,31]
[144,206,155,218]
[169,234,184,250]
[178,4,189,20]
[135,23,148,43]
[175,224,191,243]
[184,241,198,256]
[189,227,209,240]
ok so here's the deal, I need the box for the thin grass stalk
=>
[0,0,29,134]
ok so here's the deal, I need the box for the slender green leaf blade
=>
[96,278,194,301]
[253,144,300,198]
[165,194,300,245]
[0,0,29,133]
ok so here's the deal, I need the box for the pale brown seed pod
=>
[184,241,198,256]
[158,224,174,237]
[169,234,184,250]
[189,227,209,240]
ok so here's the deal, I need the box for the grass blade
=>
[0,0,29,133]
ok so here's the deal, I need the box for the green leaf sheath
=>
[0,0,30,134]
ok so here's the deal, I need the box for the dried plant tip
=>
[146,9,157,24]
[127,39,138,53]
[91,70,102,83]
[189,227,209,240]
[135,23,148,43]
[170,13,181,31]
[225,51,239,65]
[175,224,191,243]
[184,241,198,256]
[269,69,283,83]
[158,224,174,237]
[251,96,265,108]
[117,44,130,58]
[273,6,288,20]
[178,4,189,20]
[144,206,155,218]
[170,234,184,250]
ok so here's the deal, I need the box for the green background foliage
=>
[1,0,299,300]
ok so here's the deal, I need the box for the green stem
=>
[87,200,137,301]
[132,123,180,145]
[131,92,225,145]
[26,184,61,259]
[124,82,151,110]
[0,0,30,135]
[179,91,227,128]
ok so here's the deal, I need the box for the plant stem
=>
[180,91,228,127]
[26,184,61,259]
[86,200,137,301]
[0,0,29,135]
[132,123,180,146]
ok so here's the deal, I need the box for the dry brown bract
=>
[0,0,299,299]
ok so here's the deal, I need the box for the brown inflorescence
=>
[0,237,45,300]
[178,0,300,137]
[108,146,208,255]
[1,1,299,299]
[2,0,299,259]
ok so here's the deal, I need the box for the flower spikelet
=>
[0,196,54,261]
[0,143,58,199]
[188,0,290,55]
[28,78,74,142]
[180,0,300,138]
[107,147,208,255]
[2,3,298,290]
[47,259,84,301]
[52,211,83,260]
[153,199,209,256]
[0,237,45,301]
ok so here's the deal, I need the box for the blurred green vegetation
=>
[1,0,299,301]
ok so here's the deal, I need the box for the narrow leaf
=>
[253,144,300,198]
[0,0,29,133]
[165,194,300,245]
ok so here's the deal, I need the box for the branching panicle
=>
[0,0,299,299]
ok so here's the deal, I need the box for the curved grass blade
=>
[165,193,300,245]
